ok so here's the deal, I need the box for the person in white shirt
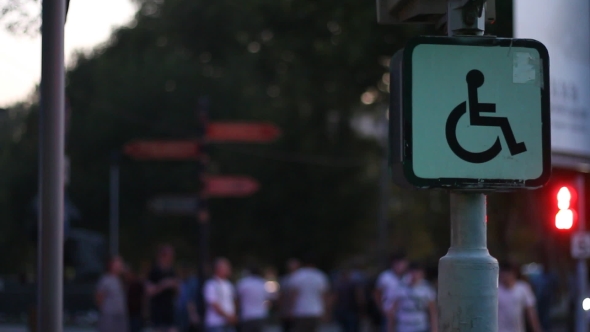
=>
[388,263,437,332]
[288,255,330,332]
[204,258,237,332]
[236,265,270,332]
[374,253,409,332]
[498,262,542,332]
[95,256,128,332]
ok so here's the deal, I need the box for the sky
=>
[0,0,137,107]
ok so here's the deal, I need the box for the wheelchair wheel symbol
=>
[445,70,527,164]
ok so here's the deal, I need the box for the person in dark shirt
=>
[147,244,180,332]
[525,264,557,332]
[333,267,365,332]
[125,267,146,332]
[176,264,200,332]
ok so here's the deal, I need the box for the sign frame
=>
[391,36,551,190]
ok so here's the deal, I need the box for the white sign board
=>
[515,0,590,161]
[390,37,551,189]
[572,232,590,259]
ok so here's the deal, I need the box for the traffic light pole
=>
[576,174,587,332]
[39,0,66,331]
[438,2,498,332]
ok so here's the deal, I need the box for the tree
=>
[0,0,73,34]
[62,0,400,269]
[0,0,535,274]
[0,0,36,33]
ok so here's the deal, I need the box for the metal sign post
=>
[440,192,497,331]
[439,3,498,331]
[382,0,551,330]
[39,0,66,330]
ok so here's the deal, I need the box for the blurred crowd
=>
[95,245,553,332]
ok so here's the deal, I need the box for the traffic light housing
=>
[555,186,577,230]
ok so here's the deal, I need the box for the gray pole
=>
[38,0,66,330]
[438,2,498,331]
[109,152,120,256]
[377,115,390,265]
[438,193,498,331]
[576,174,587,332]
[196,97,210,320]
[377,155,389,263]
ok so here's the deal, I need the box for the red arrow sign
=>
[124,140,200,160]
[206,122,281,143]
[205,176,260,197]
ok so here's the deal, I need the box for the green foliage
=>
[0,100,39,272]
[63,0,408,268]
[0,0,39,35]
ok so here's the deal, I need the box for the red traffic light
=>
[555,186,575,230]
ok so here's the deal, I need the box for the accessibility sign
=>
[389,36,551,190]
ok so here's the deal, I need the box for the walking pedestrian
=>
[176,264,200,332]
[287,254,330,332]
[497,262,542,332]
[387,263,437,332]
[147,244,180,332]
[96,255,128,332]
[204,258,237,332]
[523,262,556,332]
[278,258,300,332]
[333,266,365,332]
[374,253,409,332]
[365,277,381,331]
[124,266,146,332]
[237,264,271,332]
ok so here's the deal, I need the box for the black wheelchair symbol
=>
[445,70,527,164]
